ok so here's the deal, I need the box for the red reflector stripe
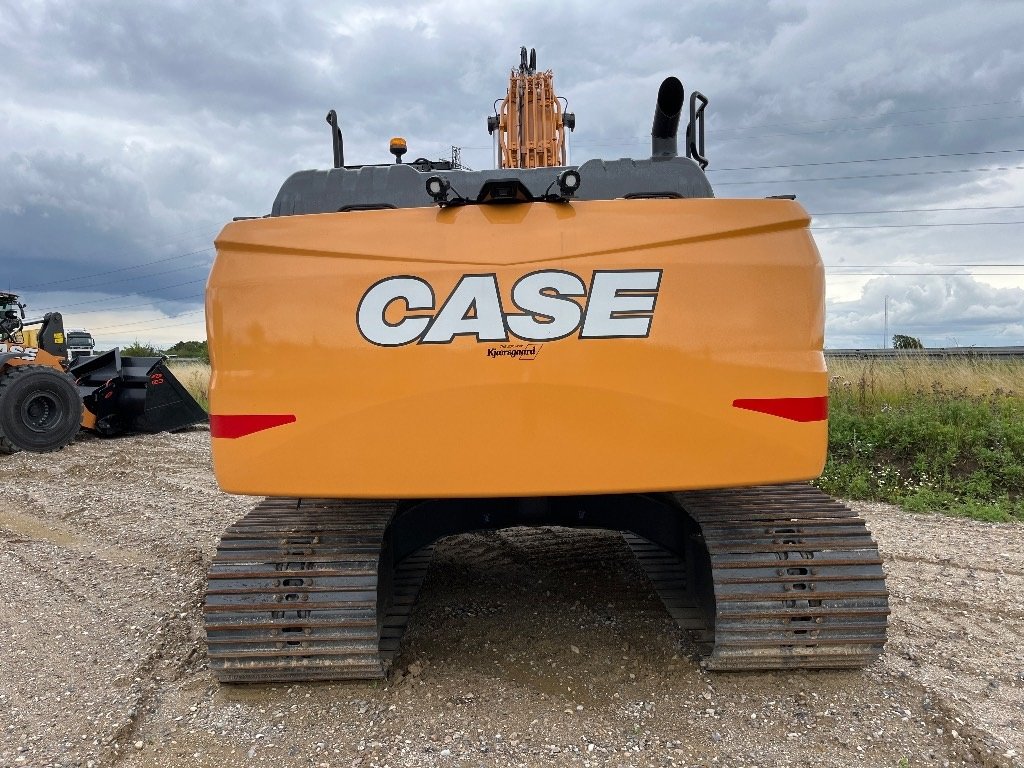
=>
[210,414,296,439]
[732,396,828,422]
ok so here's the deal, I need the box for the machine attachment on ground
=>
[71,349,208,437]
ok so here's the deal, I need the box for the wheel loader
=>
[203,48,889,682]
[0,292,207,453]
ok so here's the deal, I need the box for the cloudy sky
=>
[1,0,1023,349]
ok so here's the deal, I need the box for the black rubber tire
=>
[0,365,83,454]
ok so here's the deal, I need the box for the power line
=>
[827,274,1024,278]
[36,260,210,295]
[813,221,1024,230]
[709,148,1024,172]
[60,293,206,317]
[561,112,1024,150]
[708,97,1024,135]
[465,96,1024,149]
[33,279,207,311]
[812,204,1024,215]
[702,111,1024,144]
[100,317,210,340]
[712,99,1024,135]
[89,310,205,333]
[716,164,1024,186]
[830,263,1024,268]
[468,95,1024,149]
[14,248,212,294]
[28,246,212,290]
[13,235,218,291]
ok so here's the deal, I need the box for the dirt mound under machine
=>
[0,293,207,452]
[203,48,889,682]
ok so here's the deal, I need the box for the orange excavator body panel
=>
[207,197,827,499]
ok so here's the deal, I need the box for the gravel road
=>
[1,430,1022,768]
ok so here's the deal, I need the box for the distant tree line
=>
[892,334,924,350]
[121,339,209,361]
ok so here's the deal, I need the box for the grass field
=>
[167,360,210,411]
[819,356,1024,522]
[169,357,1024,522]
[826,355,1024,398]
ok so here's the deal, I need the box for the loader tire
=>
[0,365,82,454]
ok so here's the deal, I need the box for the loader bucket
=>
[70,349,208,437]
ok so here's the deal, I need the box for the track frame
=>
[203,485,888,682]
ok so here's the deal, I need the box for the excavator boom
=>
[488,46,574,169]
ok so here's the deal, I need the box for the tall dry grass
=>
[826,356,1024,399]
[167,360,211,410]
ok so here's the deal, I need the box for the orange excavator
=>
[203,48,888,682]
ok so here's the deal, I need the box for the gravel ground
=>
[1,429,1022,768]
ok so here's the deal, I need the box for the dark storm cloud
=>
[3,3,336,116]
[0,148,216,296]
[1,0,1023,345]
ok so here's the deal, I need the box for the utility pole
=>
[883,295,889,349]
[450,146,471,170]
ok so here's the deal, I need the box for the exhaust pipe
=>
[651,77,685,158]
[327,110,344,168]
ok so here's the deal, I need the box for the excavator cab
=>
[0,293,25,341]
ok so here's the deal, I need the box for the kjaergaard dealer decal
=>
[486,343,540,360]
[356,269,662,348]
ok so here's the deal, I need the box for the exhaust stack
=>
[327,110,344,168]
[651,77,685,158]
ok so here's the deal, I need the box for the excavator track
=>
[205,486,887,681]
[628,484,889,670]
[204,498,431,683]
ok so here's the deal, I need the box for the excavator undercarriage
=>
[204,485,887,682]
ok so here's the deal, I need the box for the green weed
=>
[816,359,1024,523]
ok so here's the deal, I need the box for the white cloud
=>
[827,274,1024,347]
